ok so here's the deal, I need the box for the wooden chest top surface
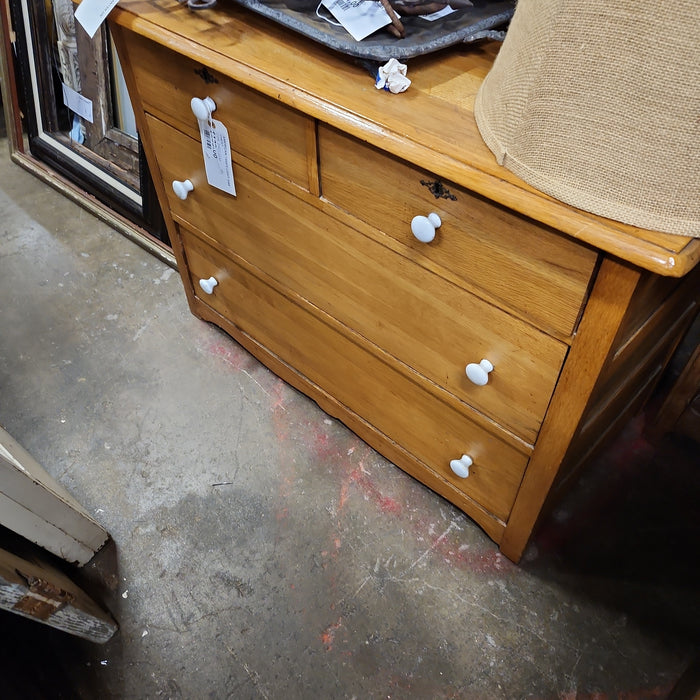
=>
[110,0,700,276]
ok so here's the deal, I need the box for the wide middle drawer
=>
[148,115,567,443]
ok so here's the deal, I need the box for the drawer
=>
[180,227,530,521]
[123,32,313,189]
[149,116,567,443]
[318,125,599,338]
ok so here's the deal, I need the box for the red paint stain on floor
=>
[314,429,332,457]
[339,463,402,516]
[270,379,287,412]
[207,340,249,372]
[320,616,343,651]
[444,543,514,575]
[408,516,516,575]
[307,420,343,461]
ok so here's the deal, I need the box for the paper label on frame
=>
[61,83,93,123]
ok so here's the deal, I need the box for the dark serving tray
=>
[227,0,515,61]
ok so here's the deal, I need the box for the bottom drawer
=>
[181,227,530,521]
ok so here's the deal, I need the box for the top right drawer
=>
[318,125,598,339]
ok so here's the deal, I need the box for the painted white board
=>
[0,425,109,565]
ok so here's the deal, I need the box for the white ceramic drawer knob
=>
[172,179,194,200]
[466,359,494,386]
[199,276,218,295]
[450,454,473,479]
[191,96,217,121]
[410,212,441,243]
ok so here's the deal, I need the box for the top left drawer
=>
[121,32,314,190]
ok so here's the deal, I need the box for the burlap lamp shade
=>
[474,0,699,237]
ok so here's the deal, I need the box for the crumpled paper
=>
[375,58,411,94]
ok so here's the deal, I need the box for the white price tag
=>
[320,0,392,41]
[74,0,120,39]
[61,83,93,123]
[420,5,456,20]
[199,119,236,196]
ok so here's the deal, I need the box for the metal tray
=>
[227,0,514,61]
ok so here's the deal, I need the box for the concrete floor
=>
[0,138,698,698]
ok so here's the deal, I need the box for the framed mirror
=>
[8,0,168,244]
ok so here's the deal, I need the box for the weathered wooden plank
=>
[0,546,117,643]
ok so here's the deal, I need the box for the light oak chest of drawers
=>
[110,0,699,562]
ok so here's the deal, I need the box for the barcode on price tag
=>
[198,119,236,196]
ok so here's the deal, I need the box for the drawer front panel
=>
[125,32,312,189]
[318,125,598,338]
[150,116,567,441]
[181,227,530,521]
